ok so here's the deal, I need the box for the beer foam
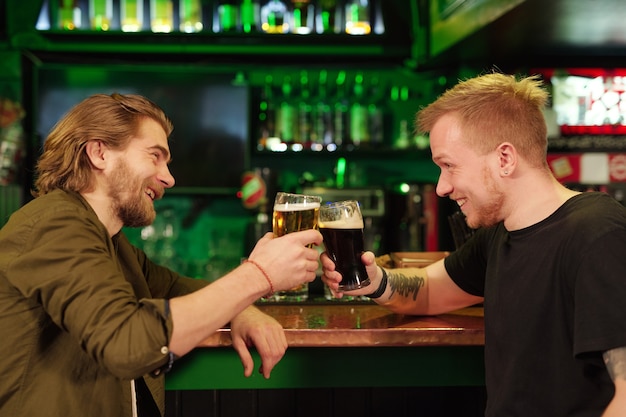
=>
[319,217,364,229]
[274,202,320,211]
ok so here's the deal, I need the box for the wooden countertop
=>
[200,303,484,348]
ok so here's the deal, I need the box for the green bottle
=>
[218,0,239,32]
[179,0,203,32]
[89,0,112,30]
[241,0,260,33]
[121,0,143,32]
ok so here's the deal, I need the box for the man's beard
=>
[108,159,157,228]
[465,167,504,229]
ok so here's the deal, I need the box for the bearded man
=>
[0,93,322,417]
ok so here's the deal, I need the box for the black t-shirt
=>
[445,192,626,417]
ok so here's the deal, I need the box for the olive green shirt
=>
[0,189,207,416]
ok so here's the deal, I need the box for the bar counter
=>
[199,303,484,348]
[166,303,486,391]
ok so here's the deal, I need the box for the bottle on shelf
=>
[332,70,349,150]
[120,0,144,32]
[344,0,370,35]
[276,76,297,149]
[391,84,412,149]
[257,75,277,150]
[349,72,369,148]
[316,0,341,34]
[241,0,261,33]
[254,70,397,153]
[58,0,82,30]
[260,0,289,33]
[179,0,204,32]
[290,0,314,34]
[367,76,385,147]
[150,0,174,32]
[312,69,333,150]
[89,0,112,30]
[297,70,313,149]
[371,0,385,34]
[216,0,240,32]
[394,119,410,150]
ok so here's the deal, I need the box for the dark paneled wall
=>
[166,386,487,417]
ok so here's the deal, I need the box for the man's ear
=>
[497,142,517,176]
[85,140,108,170]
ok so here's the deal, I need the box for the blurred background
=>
[3,0,626,287]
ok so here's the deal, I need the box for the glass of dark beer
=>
[319,200,370,291]
[271,192,322,302]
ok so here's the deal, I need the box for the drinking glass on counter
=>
[271,191,322,302]
[319,200,370,291]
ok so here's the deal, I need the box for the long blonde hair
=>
[417,72,549,168]
[34,93,173,196]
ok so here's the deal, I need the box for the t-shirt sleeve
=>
[444,226,492,297]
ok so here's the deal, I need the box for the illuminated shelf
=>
[13,31,408,57]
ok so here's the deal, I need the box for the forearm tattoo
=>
[603,347,626,382]
[387,270,426,301]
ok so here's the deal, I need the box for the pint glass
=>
[319,200,370,291]
[271,192,322,301]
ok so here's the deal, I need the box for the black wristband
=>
[365,267,388,299]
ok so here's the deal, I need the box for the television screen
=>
[536,68,626,136]
[35,64,249,190]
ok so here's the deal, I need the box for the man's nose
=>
[159,165,175,188]
[436,173,452,198]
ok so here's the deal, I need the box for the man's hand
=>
[248,230,322,293]
[229,305,288,379]
[321,250,379,299]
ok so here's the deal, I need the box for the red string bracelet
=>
[245,259,274,297]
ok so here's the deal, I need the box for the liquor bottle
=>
[241,0,261,33]
[257,75,276,150]
[393,119,410,150]
[316,0,340,34]
[297,71,312,149]
[89,0,112,30]
[217,0,240,32]
[290,0,314,34]
[179,0,203,32]
[150,0,174,32]
[349,72,369,148]
[367,76,385,147]
[371,0,384,34]
[312,69,333,150]
[277,77,297,148]
[345,0,370,35]
[332,71,349,149]
[391,85,411,149]
[121,0,144,32]
[58,0,81,30]
[261,0,289,33]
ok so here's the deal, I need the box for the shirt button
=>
[161,346,169,355]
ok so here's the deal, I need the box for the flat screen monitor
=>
[35,64,249,190]
[535,68,626,136]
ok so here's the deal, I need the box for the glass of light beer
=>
[319,200,370,291]
[272,192,322,302]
